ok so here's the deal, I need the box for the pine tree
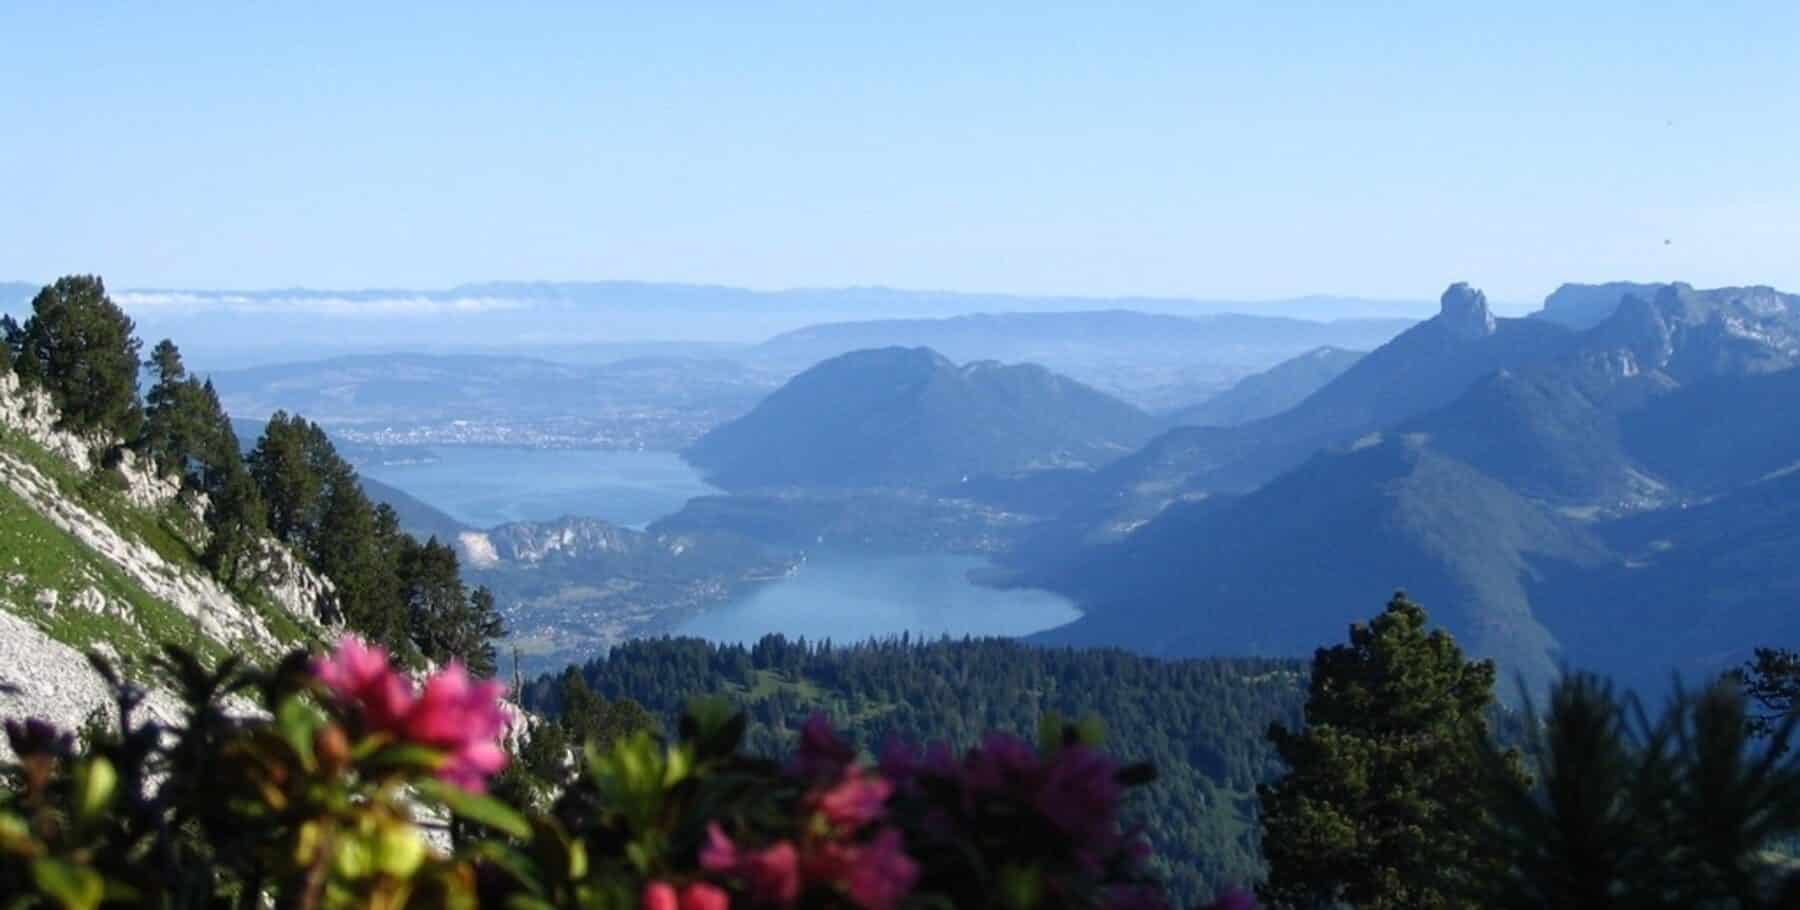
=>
[247,412,327,547]
[1478,676,1800,907]
[202,469,266,587]
[1258,591,1521,910]
[13,276,144,439]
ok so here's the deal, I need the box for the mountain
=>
[0,372,335,758]
[358,476,470,542]
[1034,280,1800,697]
[1009,284,1576,549]
[684,347,1163,490]
[1168,346,1365,427]
[1532,282,1670,329]
[753,311,1412,411]
[1034,434,1608,691]
[209,352,781,450]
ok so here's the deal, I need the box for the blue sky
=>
[2,1,1796,304]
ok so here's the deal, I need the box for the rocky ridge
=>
[0,370,338,761]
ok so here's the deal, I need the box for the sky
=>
[2,1,1797,306]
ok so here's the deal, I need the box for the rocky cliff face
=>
[0,371,339,759]
[1437,282,1497,339]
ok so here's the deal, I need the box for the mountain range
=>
[1027,280,1800,696]
[0,279,1436,369]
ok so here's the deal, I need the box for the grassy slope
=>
[0,425,313,679]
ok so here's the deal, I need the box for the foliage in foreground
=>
[1258,593,1800,909]
[529,635,1306,902]
[1257,591,1522,910]
[0,639,1252,909]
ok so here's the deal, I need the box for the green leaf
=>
[363,742,446,775]
[416,779,531,839]
[31,858,105,910]
[72,756,117,821]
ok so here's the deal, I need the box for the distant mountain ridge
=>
[1032,278,1800,699]
[1168,346,1365,427]
[0,279,1438,360]
[685,347,1163,490]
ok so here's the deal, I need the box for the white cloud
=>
[114,292,529,317]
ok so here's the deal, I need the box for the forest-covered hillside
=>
[522,635,1307,901]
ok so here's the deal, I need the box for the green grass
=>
[0,423,317,676]
[0,480,228,676]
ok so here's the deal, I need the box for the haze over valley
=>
[64,274,1798,695]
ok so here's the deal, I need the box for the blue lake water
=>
[358,446,718,529]
[673,552,1081,645]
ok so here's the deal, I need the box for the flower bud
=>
[314,723,352,774]
[374,821,426,878]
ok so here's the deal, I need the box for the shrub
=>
[0,639,1251,910]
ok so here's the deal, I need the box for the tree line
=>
[520,633,1308,903]
[2,275,503,675]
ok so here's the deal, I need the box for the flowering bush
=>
[0,639,1253,909]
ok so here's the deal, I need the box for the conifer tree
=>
[0,314,14,372]
[1258,591,1520,910]
[1478,675,1800,907]
[247,411,327,546]
[13,276,144,439]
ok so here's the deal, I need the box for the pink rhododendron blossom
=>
[699,823,801,904]
[312,636,414,729]
[802,829,918,910]
[699,822,740,872]
[642,881,680,910]
[679,883,731,910]
[789,712,855,781]
[312,639,510,791]
[838,828,918,910]
[404,661,511,791]
[813,767,894,830]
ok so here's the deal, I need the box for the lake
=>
[672,552,1081,645]
[359,446,718,529]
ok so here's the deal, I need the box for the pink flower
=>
[814,767,894,830]
[642,882,680,910]
[788,712,855,781]
[700,823,800,904]
[802,828,917,910]
[700,822,740,872]
[838,828,918,910]
[313,636,414,729]
[312,640,511,792]
[679,883,731,910]
[405,661,510,791]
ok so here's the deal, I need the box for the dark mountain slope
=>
[1169,346,1365,427]
[1006,285,1576,547]
[683,347,1162,490]
[1531,467,1800,697]
[1621,367,1800,494]
[1034,434,1607,692]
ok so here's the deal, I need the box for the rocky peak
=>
[1588,292,1675,372]
[1437,282,1497,339]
